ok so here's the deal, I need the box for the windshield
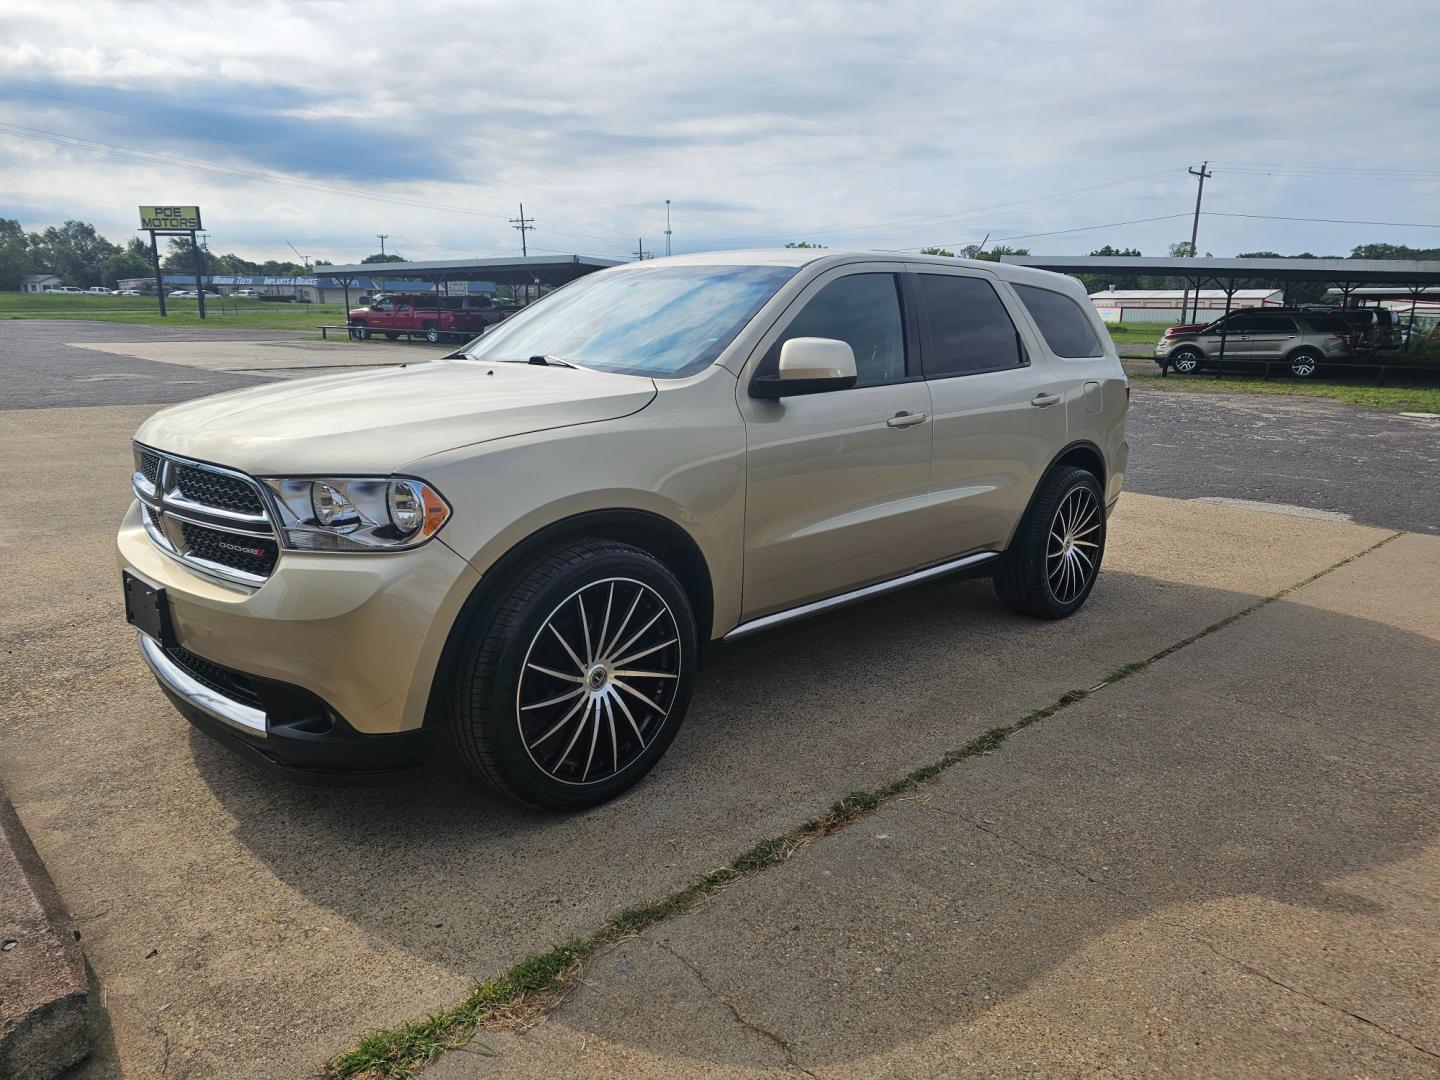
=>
[463,264,798,378]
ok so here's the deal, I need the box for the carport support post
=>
[1405,287,1421,354]
[148,230,166,317]
[1214,276,1236,379]
[191,229,206,319]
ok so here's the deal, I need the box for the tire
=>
[383,331,401,341]
[350,324,371,341]
[449,540,698,809]
[424,324,441,344]
[993,466,1106,619]
[1169,347,1202,374]
[1288,349,1320,378]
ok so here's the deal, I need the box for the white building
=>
[20,274,63,293]
[1089,288,1283,324]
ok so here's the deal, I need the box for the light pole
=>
[665,199,672,257]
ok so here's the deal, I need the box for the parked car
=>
[233,289,261,299]
[119,251,1129,808]
[46,285,85,294]
[1155,309,1353,377]
[114,289,146,296]
[346,292,515,342]
[167,290,196,299]
[85,286,112,295]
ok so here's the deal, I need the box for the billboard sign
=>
[139,205,203,231]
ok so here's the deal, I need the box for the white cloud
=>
[2,0,1438,262]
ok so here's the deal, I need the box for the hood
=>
[1163,323,1207,336]
[136,358,657,475]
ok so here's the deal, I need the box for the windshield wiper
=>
[460,354,582,368]
[526,354,577,368]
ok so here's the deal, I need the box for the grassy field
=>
[1104,322,1164,345]
[1126,362,1440,414]
[0,291,351,330]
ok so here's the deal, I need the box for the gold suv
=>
[118,251,1129,808]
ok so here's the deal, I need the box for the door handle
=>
[886,411,928,428]
[1030,393,1062,407]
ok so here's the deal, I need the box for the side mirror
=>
[750,337,858,399]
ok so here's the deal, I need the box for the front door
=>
[738,269,933,620]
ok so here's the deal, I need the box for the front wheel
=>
[993,466,1106,619]
[350,323,371,341]
[424,324,442,344]
[1169,347,1202,374]
[449,541,698,809]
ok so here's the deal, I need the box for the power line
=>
[1204,211,1440,229]
[925,212,1194,250]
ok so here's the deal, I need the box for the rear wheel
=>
[1169,347,1202,374]
[1288,349,1320,378]
[449,541,698,809]
[994,466,1106,619]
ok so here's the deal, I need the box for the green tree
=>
[965,243,1030,263]
[783,242,825,249]
[99,238,154,288]
[28,220,119,286]
[361,252,405,263]
[920,246,954,257]
[0,218,37,291]
[1349,242,1440,261]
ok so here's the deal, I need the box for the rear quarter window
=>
[1013,283,1105,358]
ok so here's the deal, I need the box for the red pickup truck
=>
[346,293,518,343]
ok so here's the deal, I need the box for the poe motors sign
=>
[139,205,203,231]
[138,205,207,317]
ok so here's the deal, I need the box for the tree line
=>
[0,217,409,291]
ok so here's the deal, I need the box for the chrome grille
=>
[132,443,279,586]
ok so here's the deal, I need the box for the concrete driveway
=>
[3,395,1425,1078]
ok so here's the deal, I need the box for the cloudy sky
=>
[3,0,1438,265]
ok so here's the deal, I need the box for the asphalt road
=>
[1125,387,1440,533]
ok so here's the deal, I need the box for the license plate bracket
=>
[123,571,175,649]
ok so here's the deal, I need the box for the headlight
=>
[260,477,450,551]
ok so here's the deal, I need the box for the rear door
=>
[1243,315,1299,360]
[912,268,1068,557]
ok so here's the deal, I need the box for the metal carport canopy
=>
[998,255,1440,286]
[321,254,623,286]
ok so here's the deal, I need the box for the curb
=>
[0,790,91,1080]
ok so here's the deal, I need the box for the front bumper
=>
[118,499,482,747]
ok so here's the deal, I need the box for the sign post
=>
[138,206,203,319]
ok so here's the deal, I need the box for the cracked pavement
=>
[428,532,1440,1079]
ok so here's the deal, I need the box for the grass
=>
[1127,362,1440,414]
[1104,322,1165,345]
[0,291,352,330]
[325,533,1400,1080]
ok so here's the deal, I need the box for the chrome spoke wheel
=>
[516,577,681,786]
[1045,486,1100,605]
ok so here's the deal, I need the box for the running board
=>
[724,551,999,641]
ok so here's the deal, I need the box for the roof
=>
[1003,255,1440,285]
[320,254,622,286]
[1089,289,1280,300]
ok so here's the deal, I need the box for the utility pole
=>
[1181,161,1212,321]
[376,234,388,256]
[510,203,535,257]
[664,199,672,257]
[633,238,652,261]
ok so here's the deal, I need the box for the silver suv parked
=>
[119,250,1129,808]
[1155,310,1352,377]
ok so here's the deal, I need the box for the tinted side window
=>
[1013,283,1104,358]
[764,273,907,386]
[1249,317,1297,334]
[1223,316,1263,334]
[918,274,1023,376]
